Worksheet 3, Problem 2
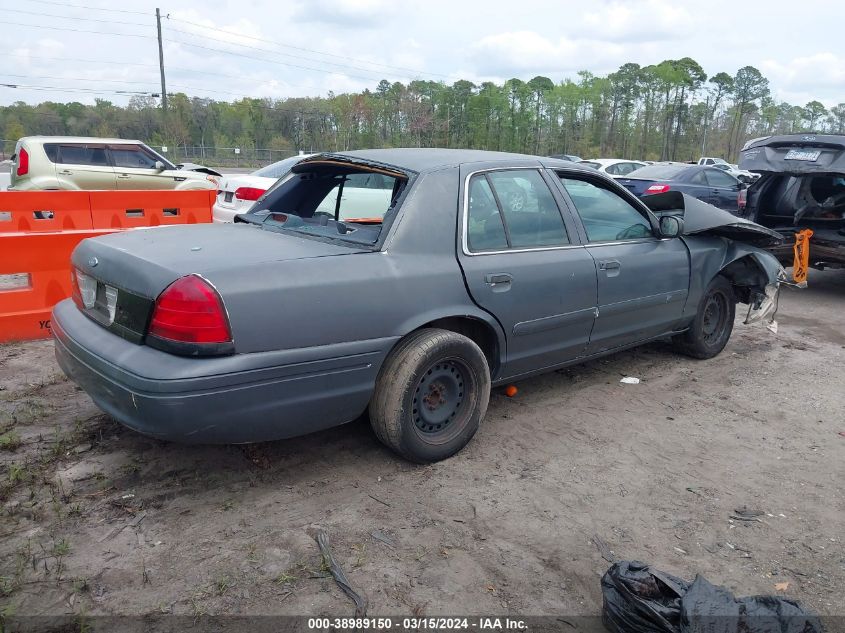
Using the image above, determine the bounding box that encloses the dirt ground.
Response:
[1,269,844,622]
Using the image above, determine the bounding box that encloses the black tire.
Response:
[673,275,736,359]
[370,328,491,463]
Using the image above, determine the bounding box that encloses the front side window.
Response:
[58,144,109,166]
[110,145,159,169]
[559,177,653,242]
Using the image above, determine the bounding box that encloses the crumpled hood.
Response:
[642,191,783,247]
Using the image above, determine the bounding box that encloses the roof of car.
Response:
[20,136,144,144]
[314,148,596,174]
[581,158,646,166]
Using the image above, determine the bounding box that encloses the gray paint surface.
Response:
[54,149,784,443]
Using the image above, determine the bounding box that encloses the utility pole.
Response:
[155,8,168,132]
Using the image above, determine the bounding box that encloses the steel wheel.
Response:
[701,292,729,347]
[412,359,468,439]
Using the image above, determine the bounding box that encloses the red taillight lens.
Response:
[234,186,266,201]
[148,275,232,345]
[645,184,670,195]
[738,188,747,211]
[17,147,29,176]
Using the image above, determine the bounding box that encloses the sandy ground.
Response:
[1,269,844,622]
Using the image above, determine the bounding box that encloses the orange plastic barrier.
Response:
[792,228,814,284]
[0,189,214,342]
[89,189,214,229]
[0,191,94,232]
[0,230,116,342]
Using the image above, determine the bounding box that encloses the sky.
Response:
[1,0,843,109]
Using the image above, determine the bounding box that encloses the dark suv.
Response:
[739,134,845,268]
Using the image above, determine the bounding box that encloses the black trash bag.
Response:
[601,560,690,633]
[601,561,823,633]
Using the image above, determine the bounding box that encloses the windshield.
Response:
[240,161,408,246]
[252,155,306,178]
[626,164,688,179]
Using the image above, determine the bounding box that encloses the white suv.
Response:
[8,136,218,191]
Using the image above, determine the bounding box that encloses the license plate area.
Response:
[88,281,119,326]
[784,149,821,161]
[224,192,234,203]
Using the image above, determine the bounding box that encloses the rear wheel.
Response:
[370,328,491,463]
[673,275,736,359]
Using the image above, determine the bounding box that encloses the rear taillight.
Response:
[738,188,747,212]
[147,275,233,354]
[645,184,671,195]
[16,147,29,176]
[234,186,266,201]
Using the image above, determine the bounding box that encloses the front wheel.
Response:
[369,328,491,463]
[673,275,736,359]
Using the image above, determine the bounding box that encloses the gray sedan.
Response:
[52,149,784,462]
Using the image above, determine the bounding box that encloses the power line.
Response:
[2,20,154,39]
[0,54,333,92]
[164,15,449,80]
[1,7,150,28]
[162,26,415,82]
[163,37,394,84]
[1,82,154,96]
[24,0,150,15]
[0,73,156,86]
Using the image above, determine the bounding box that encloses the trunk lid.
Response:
[72,223,366,299]
[739,134,845,175]
[69,224,367,344]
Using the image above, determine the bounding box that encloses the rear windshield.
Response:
[240,161,409,246]
[252,155,304,179]
[626,164,688,179]
[579,161,600,169]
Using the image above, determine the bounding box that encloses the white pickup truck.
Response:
[698,157,759,182]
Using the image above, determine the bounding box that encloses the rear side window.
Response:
[58,144,109,166]
[44,143,59,163]
[704,169,737,187]
[466,170,569,252]
[110,145,158,169]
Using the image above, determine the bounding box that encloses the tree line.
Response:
[2,58,843,165]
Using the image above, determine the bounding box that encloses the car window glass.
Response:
[559,177,653,242]
[314,173,397,221]
[486,170,569,248]
[705,169,736,188]
[467,175,508,251]
[619,162,642,175]
[59,144,109,166]
[689,171,707,185]
[111,147,158,169]
[605,163,623,175]
[252,156,302,178]
[44,143,59,163]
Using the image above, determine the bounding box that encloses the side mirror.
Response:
[659,215,684,238]
[154,160,165,171]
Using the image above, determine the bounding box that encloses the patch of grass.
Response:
[0,432,22,451]
[214,575,234,596]
[52,538,71,557]
[273,571,297,585]
[221,499,234,512]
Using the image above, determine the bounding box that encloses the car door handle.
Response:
[117,173,132,179]
[598,260,620,270]
[58,169,73,175]
[484,273,512,286]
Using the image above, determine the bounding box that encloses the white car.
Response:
[711,162,760,183]
[578,158,647,178]
[213,155,312,223]
[213,154,396,223]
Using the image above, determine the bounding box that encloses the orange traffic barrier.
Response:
[89,189,214,228]
[0,191,94,232]
[0,189,215,342]
[792,228,813,284]
[0,230,117,342]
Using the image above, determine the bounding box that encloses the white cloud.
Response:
[580,0,693,42]
[293,0,397,26]
[469,31,625,77]
[760,53,845,106]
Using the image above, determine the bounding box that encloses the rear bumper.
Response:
[52,299,392,443]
